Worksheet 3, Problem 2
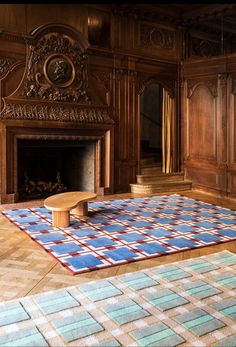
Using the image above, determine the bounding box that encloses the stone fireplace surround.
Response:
[0,120,114,203]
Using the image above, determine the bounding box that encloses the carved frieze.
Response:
[140,23,175,50]
[1,100,114,123]
[0,56,18,79]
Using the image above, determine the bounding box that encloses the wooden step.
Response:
[130,180,192,194]
[137,172,184,184]
[140,156,160,166]
[141,164,162,175]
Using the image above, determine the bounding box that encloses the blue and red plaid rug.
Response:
[2,194,236,275]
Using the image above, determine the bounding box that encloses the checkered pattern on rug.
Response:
[2,194,236,274]
[0,250,235,346]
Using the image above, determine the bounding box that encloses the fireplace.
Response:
[0,123,114,204]
[18,139,96,201]
[0,24,115,203]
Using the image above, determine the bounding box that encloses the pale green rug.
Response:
[0,250,235,346]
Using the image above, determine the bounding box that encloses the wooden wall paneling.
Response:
[227,74,236,198]
[216,73,228,195]
[184,76,221,193]
[183,57,234,197]
[26,4,88,35]
[0,4,27,33]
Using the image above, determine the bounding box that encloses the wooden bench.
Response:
[44,191,97,227]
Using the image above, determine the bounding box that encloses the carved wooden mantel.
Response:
[0,23,114,203]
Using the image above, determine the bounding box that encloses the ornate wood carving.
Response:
[1,100,113,123]
[140,23,175,50]
[0,24,114,124]
[0,56,18,79]
[138,75,175,98]
[189,37,219,58]
[18,32,90,103]
[187,79,217,98]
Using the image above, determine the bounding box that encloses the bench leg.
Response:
[52,210,70,227]
[72,202,88,216]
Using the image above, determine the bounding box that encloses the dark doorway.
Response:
[140,83,163,169]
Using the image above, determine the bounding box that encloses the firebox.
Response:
[18,139,96,201]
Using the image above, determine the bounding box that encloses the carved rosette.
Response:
[2,100,114,123]
[0,56,18,79]
[140,23,175,50]
[18,32,91,104]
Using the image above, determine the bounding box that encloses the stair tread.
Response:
[130,180,192,188]
[137,172,183,178]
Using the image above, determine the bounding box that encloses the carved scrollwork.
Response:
[18,32,91,103]
[138,75,175,98]
[0,56,18,79]
[1,100,114,123]
[140,23,175,50]
[187,79,217,98]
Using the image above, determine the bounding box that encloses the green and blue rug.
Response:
[0,250,235,346]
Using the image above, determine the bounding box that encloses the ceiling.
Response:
[112,4,236,37]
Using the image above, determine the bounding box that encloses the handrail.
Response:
[141,111,162,127]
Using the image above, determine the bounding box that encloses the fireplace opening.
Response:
[18,139,96,201]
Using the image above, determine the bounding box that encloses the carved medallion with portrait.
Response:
[44,54,75,87]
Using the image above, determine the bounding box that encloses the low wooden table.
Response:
[44,191,97,227]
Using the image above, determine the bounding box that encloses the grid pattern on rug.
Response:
[2,194,236,274]
[0,250,235,346]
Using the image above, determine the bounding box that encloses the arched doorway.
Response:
[140,82,175,174]
[140,83,163,170]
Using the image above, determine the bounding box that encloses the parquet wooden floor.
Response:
[0,190,235,301]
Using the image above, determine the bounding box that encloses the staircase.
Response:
[130,156,192,194]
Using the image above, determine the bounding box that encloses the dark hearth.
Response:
[18,139,95,201]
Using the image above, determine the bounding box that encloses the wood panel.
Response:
[227,74,236,197]
[183,57,236,198]
[187,82,217,160]
[183,66,228,195]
